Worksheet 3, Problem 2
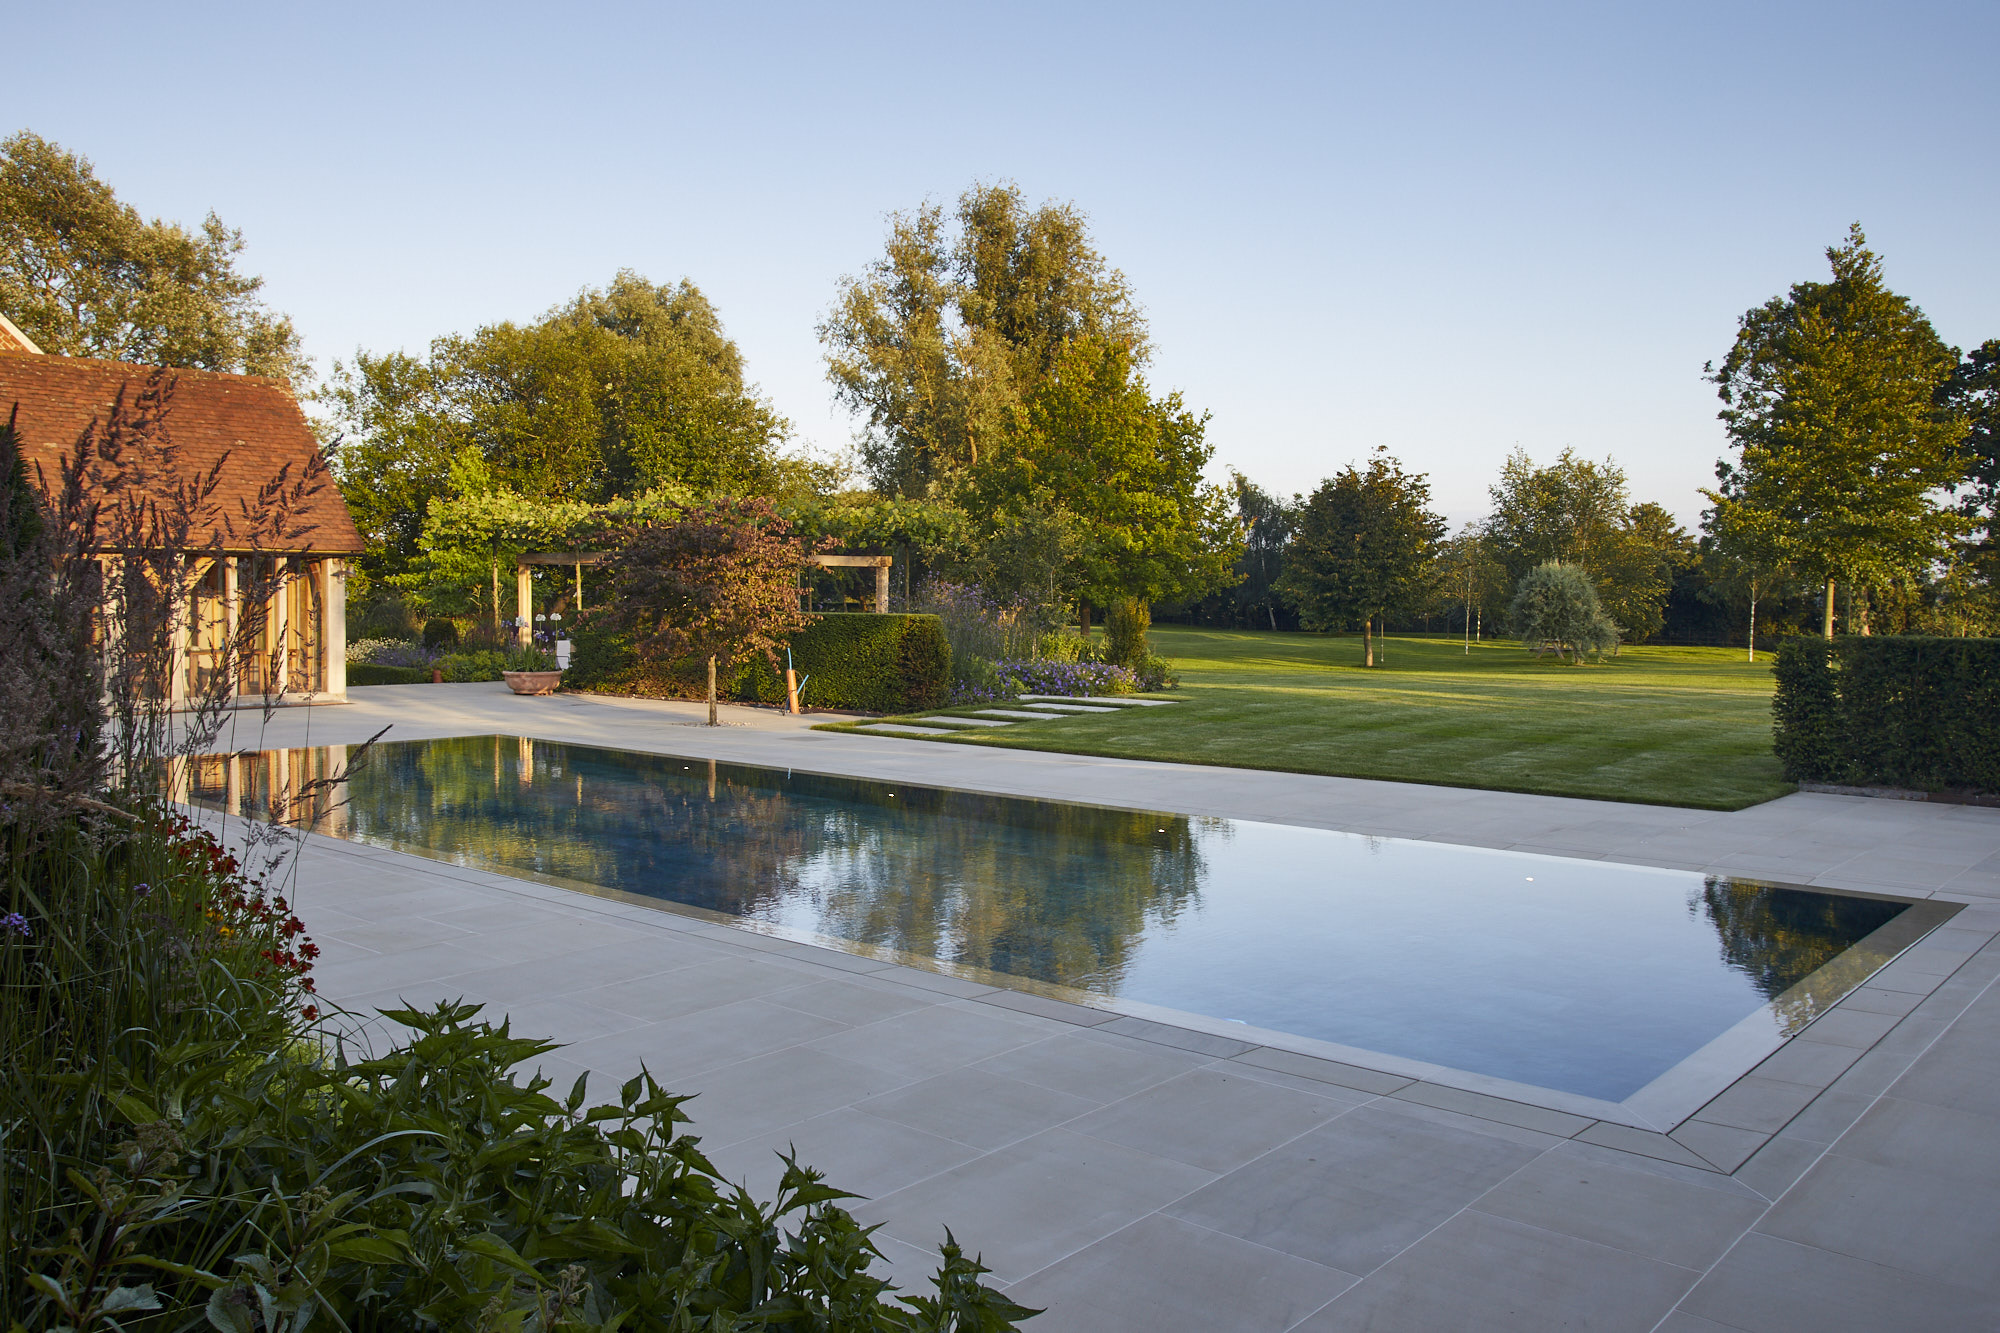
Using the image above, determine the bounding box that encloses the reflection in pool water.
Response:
[190,735,1911,1103]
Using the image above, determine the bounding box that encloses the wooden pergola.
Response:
[808,553,893,613]
[511,551,895,647]
[514,551,606,646]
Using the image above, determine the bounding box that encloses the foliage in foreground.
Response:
[5,808,1036,1331]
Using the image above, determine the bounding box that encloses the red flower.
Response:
[301,1005,319,1021]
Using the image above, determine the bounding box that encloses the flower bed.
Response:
[994,659,1139,697]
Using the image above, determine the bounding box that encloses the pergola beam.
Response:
[808,554,892,612]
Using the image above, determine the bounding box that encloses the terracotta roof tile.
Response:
[0,353,363,554]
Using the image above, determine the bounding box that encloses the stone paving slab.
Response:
[185,685,2000,1330]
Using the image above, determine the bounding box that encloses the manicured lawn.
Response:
[825,627,1788,810]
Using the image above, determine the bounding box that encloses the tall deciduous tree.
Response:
[1229,471,1299,631]
[325,271,788,583]
[0,132,307,388]
[820,182,1147,496]
[585,498,817,725]
[982,338,1239,616]
[1279,449,1445,666]
[1704,224,1968,639]
[1943,338,2000,568]
[1437,523,1509,651]
[1486,448,1687,644]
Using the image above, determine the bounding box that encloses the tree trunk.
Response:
[491,561,501,632]
[1078,601,1091,635]
[1748,589,1758,663]
[1268,605,1277,631]
[1823,579,1835,640]
[707,655,718,726]
[1362,617,1373,668]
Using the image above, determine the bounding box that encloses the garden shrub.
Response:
[347,662,431,686]
[1772,635,2000,791]
[421,616,461,651]
[1103,598,1150,669]
[574,617,952,714]
[1508,562,1619,663]
[434,645,557,682]
[740,614,952,713]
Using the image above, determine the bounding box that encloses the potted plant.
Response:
[501,645,564,695]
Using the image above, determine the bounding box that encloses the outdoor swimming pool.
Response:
[188,734,1943,1115]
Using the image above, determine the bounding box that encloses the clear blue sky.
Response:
[9,1,1995,528]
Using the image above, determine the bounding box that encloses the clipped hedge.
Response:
[348,662,431,686]
[1773,635,2000,791]
[568,614,952,714]
[740,614,952,713]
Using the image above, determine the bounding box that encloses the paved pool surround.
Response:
[194,685,2000,1331]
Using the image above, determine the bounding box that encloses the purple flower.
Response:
[1,912,31,938]
[133,882,152,898]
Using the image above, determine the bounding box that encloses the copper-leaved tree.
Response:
[588,497,819,724]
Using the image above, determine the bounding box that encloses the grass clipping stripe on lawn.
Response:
[817,629,1787,811]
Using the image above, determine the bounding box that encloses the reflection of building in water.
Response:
[171,746,353,836]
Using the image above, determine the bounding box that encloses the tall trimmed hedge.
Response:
[1773,635,2000,791]
[740,613,951,713]
[568,614,950,714]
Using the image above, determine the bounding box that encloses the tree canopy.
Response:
[585,498,818,723]
[325,271,788,583]
[1278,449,1445,665]
[1486,448,1690,643]
[1704,224,1968,637]
[969,337,1238,611]
[820,182,1148,497]
[0,131,307,388]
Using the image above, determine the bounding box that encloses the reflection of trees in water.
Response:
[1691,876,1904,1024]
[338,737,1207,994]
[796,790,1207,992]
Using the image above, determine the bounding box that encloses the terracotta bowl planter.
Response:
[502,670,565,696]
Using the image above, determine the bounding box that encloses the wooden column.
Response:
[516,565,533,648]
[324,559,347,698]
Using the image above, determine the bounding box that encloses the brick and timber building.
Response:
[0,330,364,704]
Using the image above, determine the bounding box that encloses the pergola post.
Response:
[806,554,895,612]
[516,565,533,648]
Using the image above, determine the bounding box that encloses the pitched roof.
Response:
[0,353,364,554]
[0,312,41,355]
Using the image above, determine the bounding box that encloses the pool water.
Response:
[194,735,1920,1105]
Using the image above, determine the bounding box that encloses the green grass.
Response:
[819,627,1789,811]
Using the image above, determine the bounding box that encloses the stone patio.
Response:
[200,684,2000,1331]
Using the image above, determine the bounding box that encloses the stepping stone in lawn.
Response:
[917,716,1013,727]
[973,709,1064,721]
[856,722,956,736]
[1022,702,1118,713]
